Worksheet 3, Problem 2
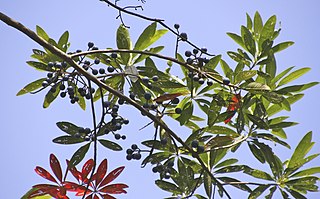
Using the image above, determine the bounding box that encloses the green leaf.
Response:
[16,78,47,96]
[285,188,307,199]
[245,82,271,93]
[207,99,221,126]
[290,167,320,178]
[214,159,238,168]
[287,132,313,170]
[285,176,318,186]
[176,100,193,125]
[36,25,49,41]
[249,185,270,199]
[43,83,61,108]
[276,82,319,94]
[21,188,53,199]
[215,165,245,173]
[241,26,256,56]
[265,186,277,199]
[58,31,69,52]
[116,24,132,65]
[235,70,257,83]
[219,177,252,192]
[227,33,246,49]
[98,139,122,151]
[263,92,284,104]
[203,172,212,198]
[254,133,291,149]
[269,122,298,129]
[204,126,238,136]
[272,41,294,54]
[56,121,80,135]
[267,94,304,116]
[203,55,221,70]
[259,15,277,49]
[266,52,276,79]
[271,129,287,139]
[253,11,263,38]
[220,59,233,80]
[244,166,274,181]
[27,61,54,72]
[68,143,90,167]
[134,22,157,52]
[246,13,253,30]
[248,142,265,163]
[52,135,85,144]
[278,67,311,87]
[133,46,164,64]
[155,180,181,194]
[271,66,295,85]
[247,114,269,129]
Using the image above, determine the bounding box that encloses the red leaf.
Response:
[99,184,128,194]
[153,93,184,103]
[82,159,94,179]
[50,154,63,183]
[35,166,58,183]
[100,166,125,187]
[101,194,117,199]
[227,94,241,111]
[63,181,87,194]
[66,160,82,182]
[93,194,99,199]
[85,194,93,199]
[224,111,236,124]
[96,159,108,186]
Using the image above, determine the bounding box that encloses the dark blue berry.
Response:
[111,53,117,59]
[174,24,180,29]
[175,108,182,114]
[107,66,115,73]
[180,32,188,41]
[223,78,230,85]
[144,92,152,100]
[94,58,100,64]
[126,149,133,154]
[185,50,192,57]
[88,42,94,48]
[103,101,111,108]
[152,75,159,82]
[133,153,141,160]
[99,68,105,74]
[193,49,199,54]
[115,133,121,140]
[207,79,213,86]
[171,97,180,104]
[131,144,138,150]
[191,140,199,148]
[141,76,149,84]
[92,69,98,75]
[160,138,168,145]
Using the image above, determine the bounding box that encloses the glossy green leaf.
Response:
[177,100,193,125]
[36,25,49,41]
[249,185,270,199]
[205,126,238,136]
[203,172,212,198]
[203,55,221,70]
[285,188,307,199]
[16,78,46,96]
[253,11,263,38]
[52,135,85,144]
[271,129,287,139]
[259,15,276,48]
[255,133,290,149]
[214,159,238,168]
[205,136,235,150]
[220,59,233,80]
[276,82,319,94]
[133,46,164,64]
[219,177,252,192]
[278,67,311,87]
[285,176,318,186]
[56,121,80,135]
[244,166,274,181]
[43,83,61,108]
[241,25,256,55]
[263,92,284,104]
[215,165,245,173]
[290,167,320,178]
[271,66,294,85]
[134,22,157,52]
[287,131,313,169]
[245,82,271,93]
[116,24,132,65]
[267,94,304,116]
[58,31,69,52]
[235,70,257,83]
[248,142,265,163]
[27,61,54,72]
[227,33,246,49]
[155,180,181,194]
[272,41,294,54]
[246,13,253,30]
[21,187,52,199]
[266,52,276,78]
[68,143,90,167]
[269,122,298,129]
[207,99,220,126]
[247,114,269,129]
[98,139,122,151]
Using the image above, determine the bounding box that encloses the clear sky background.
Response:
[0,0,319,198]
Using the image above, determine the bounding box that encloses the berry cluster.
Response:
[152,161,174,179]
[191,140,204,153]
[126,144,142,160]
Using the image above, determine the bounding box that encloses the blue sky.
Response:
[0,0,319,198]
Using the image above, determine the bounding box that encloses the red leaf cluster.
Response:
[224,94,241,124]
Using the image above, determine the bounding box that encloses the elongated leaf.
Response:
[241,26,256,56]
[21,188,52,199]
[263,92,284,104]
[56,121,80,135]
[219,177,252,192]
[267,94,304,116]
[116,24,132,65]
[155,180,181,194]
[58,31,69,52]
[43,83,61,108]
[205,126,238,136]
[265,186,277,199]
[95,159,108,185]
[100,166,125,187]
[69,143,90,167]
[207,99,220,126]
[34,166,57,183]
[220,59,233,80]
[203,172,212,198]
[269,122,298,129]
[134,46,164,64]
[176,100,193,125]
[290,167,320,178]
[287,132,313,169]
[134,22,156,51]
[249,185,270,199]
[204,55,221,70]
[247,114,269,129]
[205,136,235,150]
[248,142,265,163]
[272,41,294,54]
[36,25,49,41]
[266,51,276,78]
[245,82,271,93]
[259,15,276,49]
[276,82,319,94]
[214,159,238,168]
[49,154,62,183]
[227,33,246,49]
[17,78,47,96]
[27,61,54,72]
[278,67,311,87]
[244,166,274,181]
[235,70,257,83]
[52,135,85,144]
[99,139,122,151]
[253,11,263,38]
[271,66,294,85]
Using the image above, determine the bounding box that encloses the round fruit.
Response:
[197,145,205,153]
[152,167,158,173]
[191,140,199,148]
[164,172,171,179]
[47,73,53,78]
[201,47,208,53]
[103,101,111,108]
[115,133,121,140]
[207,79,213,86]
[141,76,149,84]
[94,58,100,64]
[152,75,159,82]
[92,47,98,50]
[185,50,192,57]
[186,58,193,64]
[129,92,135,100]
[118,98,125,105]
[126,149,133,154]
[126,154,133,161]
[88,42,94,48]
[180,32,188,41]
[133,153,142,160]
[115,123,122,130]
[111,53,118,58]
[123,119,129,125]
[175,108,182,114]
[131,144,138,150]
[144,92,152,100]
[60,92,66,98]
[222,78,230,85]
[59,84,66,90]
[193,75,200,82]
[174,24,180,29]
[99,68,105,74]
[121,135,126,140]
[198,78,205,84]
[171,97,180,104]
[92,69,98,75]
[48,62,54,68]
[193,49,199,54]
[107,66,115,73]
